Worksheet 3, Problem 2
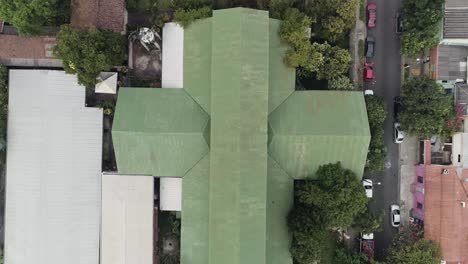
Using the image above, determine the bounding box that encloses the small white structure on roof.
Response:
[95,72,118,94]
[5,70,103,264]
[162,22,184,89]
[160,177,182,211]
[101,174,154,264]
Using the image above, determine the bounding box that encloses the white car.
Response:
[364,89,374,95]
[390,204,401,227]
[362,179,373,198]
[394,122,404,144]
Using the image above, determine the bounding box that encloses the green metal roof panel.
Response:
[269,134,370,179]
[268,91,371,179]
[266,157,294,264]
[181,154,210,264]
[112,88,209,176]
[268,19,295,113]
[183,18,212,113]
[269,91,371,136]
[208,8,270,264]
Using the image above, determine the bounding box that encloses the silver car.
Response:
[394,122,404,144]
[390,204,401,227]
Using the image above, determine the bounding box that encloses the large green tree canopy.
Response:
[386,239,442,264]
[0,0,70,35]
[400,0,444,56]
[305,0,360,42]
[400,76,456,138]
[365,95,387,172]
[54,25,126,87]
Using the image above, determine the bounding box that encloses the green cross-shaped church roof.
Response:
[112,8,370,264]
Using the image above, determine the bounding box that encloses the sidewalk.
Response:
[399,136,419,226]
[349,2,366,89]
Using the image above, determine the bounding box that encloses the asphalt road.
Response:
[365,0,403,260]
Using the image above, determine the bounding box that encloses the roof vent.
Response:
[461,201,466,208]
[442,169,450,175]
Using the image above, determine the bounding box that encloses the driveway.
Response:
[365,0,403,260]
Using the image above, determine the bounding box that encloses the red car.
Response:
[367,3,377,28]
[364,63,374,81]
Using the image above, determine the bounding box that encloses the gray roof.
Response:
[437,45,468,80]
[444,5,468,39]
[4,70,103,264]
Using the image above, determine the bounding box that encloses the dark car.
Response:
[367,3,377,28]
[366,37,375,58]
[394,96,404,120]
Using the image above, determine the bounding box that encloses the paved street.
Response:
[365,0,403,259]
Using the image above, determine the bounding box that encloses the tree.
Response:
[174,6,212,28]
[279,8,313,46]
[400,76,456,138]
[352,207,383,234]
[269,0,297,19]
[305,0,360,42]
[315,42,351,80]
[365,95,387,172]
[292,163,368,229]
[400,0,444,56]
[334,244,370,264]
[0,0,70,35]
[328,76,354,90]
[386,239,442,264]
[54,25,126,87]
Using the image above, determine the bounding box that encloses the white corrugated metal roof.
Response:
[160,177,182,211]
[162,22,184,89]
[4,70,103,264]
[101,174,154,264]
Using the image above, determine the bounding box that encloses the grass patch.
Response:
[358,39,365,58]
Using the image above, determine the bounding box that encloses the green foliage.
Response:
[288,163,368,263]
[315,42,351,80]
[174,6,212,28]
[400,0,444,56]
[97,101,115,116]
[269,0,298,19]
[280,9,350,80]
[400,76,456,138]
[54,25,126,87]
[0,0,70,35]
[365,95,387,172]
[328,76,354,90]
[352,207,383,234]
[334,244,370,264]
[305,0,360,42]
[386,239,442,264]
[0,65,8,149]
[126,0,158,12]
[358,39,365,58]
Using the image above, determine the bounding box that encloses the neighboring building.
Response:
[0,34,62,67]
[112,8,371,264]
[4,70,103,264]
[423,166,468,264]
[70,0,127,34]
[441,0,468,46]
[433,45,468,83]
[101,174,154,264]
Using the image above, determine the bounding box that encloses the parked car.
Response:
[364,90,374,95]
[394,122,404,144]
[393,96,403,120]
[364,63,374,81]
[362,179,373,198]
[396,12,403,33]
[390,204,401,227]
[366,37,375,58]
[367,3,377,28]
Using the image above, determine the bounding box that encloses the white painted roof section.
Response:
[5,70,103,264]
[160,177,182,211]
[95,72,118,94]
[101,174,154,264]
[162,22,184,89]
